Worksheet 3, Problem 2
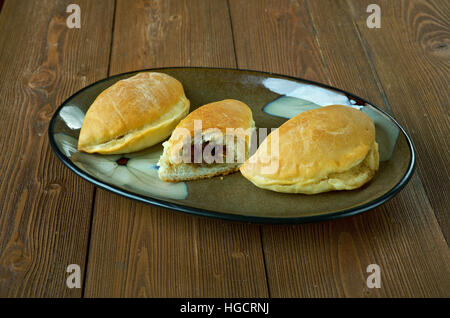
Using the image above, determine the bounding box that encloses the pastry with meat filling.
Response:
[78,72,190,154]
[240,105,379,194]
[158,99,255,182]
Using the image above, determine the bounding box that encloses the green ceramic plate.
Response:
[49,67,415,223]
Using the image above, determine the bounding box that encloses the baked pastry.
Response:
[240,105,379,194]
[78,72,190,154]
[158,99,255,182]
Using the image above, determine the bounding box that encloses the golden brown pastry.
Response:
[158,99,255,182]
[78,72,190,154]
[240,105,379,194]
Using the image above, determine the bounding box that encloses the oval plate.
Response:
[49,67,415,223]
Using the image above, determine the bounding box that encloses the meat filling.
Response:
[189,141,227,164]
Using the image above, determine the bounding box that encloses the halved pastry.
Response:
[158,99,255,182]
[240,105,379,194]
[78,72,190,154]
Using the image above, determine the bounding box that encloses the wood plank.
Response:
[84,0,268,297]
[0,0,114,297]
[346,0,450,241]
[229,0,449,297]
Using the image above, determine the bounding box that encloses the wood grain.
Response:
[84,0,268,297]
[0,0,114,297]
[229,0,449,297]
[347,0,450,241]
[0,0,448,298]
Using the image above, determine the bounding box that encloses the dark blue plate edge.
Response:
[48,66,416,224]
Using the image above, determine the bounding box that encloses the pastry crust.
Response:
[240,105,379,194]
[167,99,253,156]
[78,72,190,154]
[158,99,255,182]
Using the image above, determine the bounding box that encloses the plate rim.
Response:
[48,66,416,224]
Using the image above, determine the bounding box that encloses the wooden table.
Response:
[0,0,448,298]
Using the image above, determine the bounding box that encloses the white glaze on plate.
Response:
[59,106,85,130]
[263,78,361,118]
[54,133,188,200]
